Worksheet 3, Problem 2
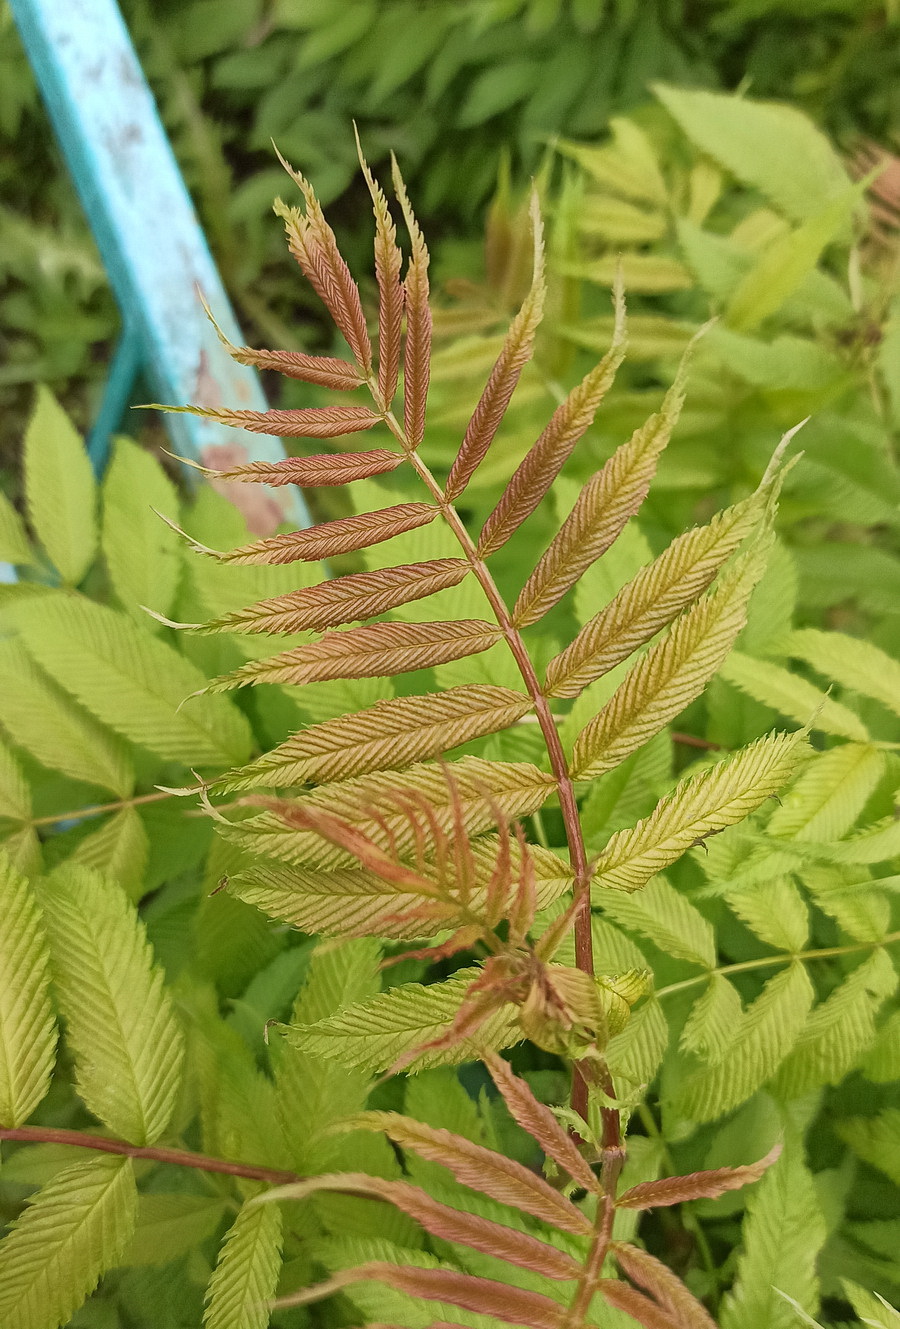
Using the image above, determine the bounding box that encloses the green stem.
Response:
[28,788,177,830]
[0,1126,301,1187]
[654,932,900,1001]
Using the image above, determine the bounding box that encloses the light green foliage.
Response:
[23,386,97,585]
[203,1200,282,1329]
[0,1155,138,1329]
[594,873,715,968]
[38,865,184,1145]
[101,438,181,624]
[0,852,56,1127]
[0,489,35,566]
[721,1149,827,1329]
[838,1109,900,1187]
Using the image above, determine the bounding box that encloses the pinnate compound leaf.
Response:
[9,596,251,767]
[0,1154,137,1329]
[571,546,767,780]
[68,804,149,903]
[718,650,869,742]
[197,560,471,635]
[199,450,403,487]
[610,1245,717,1327]
[515,334,700,630]
[445,193,546,502]
[283,968,519,1073]
[543,487,770,694]
[596,1278,683,1329]
[484,1053,601,1194]
[0,637,135,796]
[770,949,897,1100]
[343,1112,594,1237]
[256,1173,581,1281]
[101,437,180,624]
[356,133,404,409]
[205,619,503,691]
[155,402,381,438]
[591,730,805,892]
[617,1146,781,1209]
[203,1200,282,1329]
[594,874,715,968]
[213,686,534,790]
[204,301,364,390]
[229,838,571,939]
[38,865,184,1145]
[478,279,627,560]
[679,973,743,1066]
[725,877,809,952]
[0,852,57,1128]
[720,1150,826,1329]
[767,742,885,842]
[392,154,432,449]
[24,386,97,585]
[784,628,900,721]
[225,758,554,870]
[175,502,437,566]
[675,963,814,1123]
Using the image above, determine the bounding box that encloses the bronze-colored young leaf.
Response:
[511,331,696,623]
[275,153,372,372]
[444,193,546,502]
[543,490,769,696]
[275,1262,570,1328]
[203,619,503,691]
[195,560,471,636]
[346,1111,594,1236]
[570,545,767,780]
[255,1172,581,1280]
[392,155,431,449]
[166,503,438,566]
[616,1145,781,1209]
[212,686,534,789]
[484,1053,601,1194]
[199,450,404,487]
[610,1245,718,1328]
[223,758,555,870]
[591,730,804,892]
[476,278,627,559]
[150,402,380,438]
[356,130,404,409]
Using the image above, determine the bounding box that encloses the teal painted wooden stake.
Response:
[10,0,311,534]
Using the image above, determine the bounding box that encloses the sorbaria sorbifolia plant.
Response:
[141,142,808,1325]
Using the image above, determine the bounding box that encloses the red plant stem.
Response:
[379,401,617,1145]
[0,1126,301,1187]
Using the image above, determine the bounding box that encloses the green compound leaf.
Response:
[0,489,35,566]
[8,595,252,767]
[718,650,870,743]
[674,962,814,1123]
[24,386,98,585]
[785,628,900,721]
[203,1200,283,1329]
[593,874,716,968]
[0,638,135,798]
[680,973,743,1067]
[0,851,57,1128]
[101,437,181,625]
[837,1107,900,1186]
[0,1154,137,1329]
[281,968,520,1073]
[720,1149,826,1329]
[591,729,804,892]
[67,806,150,903]
[38,865,184,1145]
[0,739,32,823]
[767,743,885,843]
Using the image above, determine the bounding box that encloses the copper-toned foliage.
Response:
[356,133,405,409]
[152,402,380,439]
[204,619,503,690]
[260,1172,582,1280]
[192,503,438,566]
[196,560,470,636]
[616,1146,781,1209]
[542,494,763,697]
[611,1245,718,1329]
[275,150,372,372]
[597,1279,685,1329]
[212,686,534,789]
[217,344,364,390]
[512,342,694,629]
[202,450,403,487]
[484,1053,601,1194]
[392,155,432,449]
[476,279,627,559]
[350,1112,594,1236]
[444,193,546,502]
